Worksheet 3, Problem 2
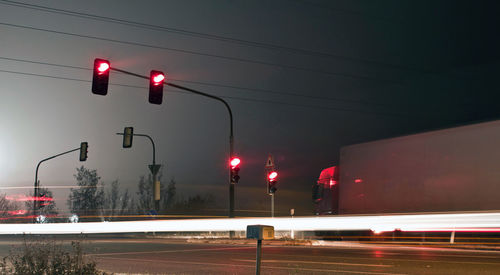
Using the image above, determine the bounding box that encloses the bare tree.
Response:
[0,193,19,221]
[67,166,105,221]
[102,180,135,221]
[136,170,178,214]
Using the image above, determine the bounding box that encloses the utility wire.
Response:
[0,56,89,71]
[0,69,142,89]
[0,0,430,74]
[291,0,408,24]
[0,68,419,118]
[173,79,391,107]
[0,56,393,107]
[0,21,405,85]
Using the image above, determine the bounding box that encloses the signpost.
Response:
[265,155,274,170]
[247,225,274,275]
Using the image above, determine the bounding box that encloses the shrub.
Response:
[0,237,110,275]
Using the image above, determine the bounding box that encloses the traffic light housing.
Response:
[122,127,134,148]
[91,58,110,95]
[79,142,88,161]
[230,157,241,184]
[149,70,165,105]
[268,171,278,194]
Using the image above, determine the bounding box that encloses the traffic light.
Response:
[122,127,134,148]
[91,58,110,95]
[268,171,278,194]
[149,70,165,105]
[230,157,241,184]
[79,142,88,161]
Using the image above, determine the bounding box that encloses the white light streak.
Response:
[1,212,500,235]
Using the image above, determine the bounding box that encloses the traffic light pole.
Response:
[117,132,161,212]
[271,193,275,218]
[110,68,236,219]
[166,82,235,219]
[34,147,80,221]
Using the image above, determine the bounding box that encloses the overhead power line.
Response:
[0,56,89,71]
[0,56,393,107]
[0,0,429,74]
[291,0,408,24]
[0,68,418,119]
[0,22,405,85]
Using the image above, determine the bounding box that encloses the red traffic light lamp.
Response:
[230,157,241,168]
[92,59,110,95]
[97,62,110,73]
[152,73,165,84]
[230,157,241,184]
[149,70,165,105]
[268,171,277,180]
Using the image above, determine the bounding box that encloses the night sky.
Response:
[1,0,499,215]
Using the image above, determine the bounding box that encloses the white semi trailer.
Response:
[314,119,500,215]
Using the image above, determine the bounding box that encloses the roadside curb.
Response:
[185,238,500,251]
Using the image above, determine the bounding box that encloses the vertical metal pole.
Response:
[229,135,235,238]
[255,239,262,275]
[165,83,235,220]
[450,231,456,244]
[33,180,39,222]
[229,135,234,218]
[271,193,275,218]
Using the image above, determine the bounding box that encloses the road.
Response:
[1,237,500,274]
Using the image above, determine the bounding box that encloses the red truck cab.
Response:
[313,166,339,215]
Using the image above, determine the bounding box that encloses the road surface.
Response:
[0,237,499,274]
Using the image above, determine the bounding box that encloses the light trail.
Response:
[1,212,500,235]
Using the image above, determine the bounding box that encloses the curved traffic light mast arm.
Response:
[134,134,157,165]
[116,132,157,165]
[111,67,236,218]
[34,147,80,217]
[165,82,235,218]
[166,82,234,145]
[110,67,234,151]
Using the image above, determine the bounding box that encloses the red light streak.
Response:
[354,179,363,183]
[6,195,54,202]
[7,210,27,216]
